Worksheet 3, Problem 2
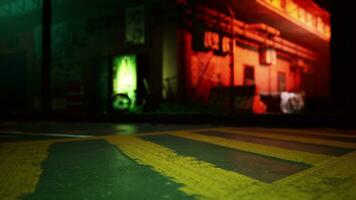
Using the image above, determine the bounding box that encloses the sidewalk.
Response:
[2,112,356,129]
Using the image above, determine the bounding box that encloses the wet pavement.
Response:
[1,122,356,200]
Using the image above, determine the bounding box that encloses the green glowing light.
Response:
[113,55,137,111]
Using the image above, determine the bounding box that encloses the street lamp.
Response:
[225,0,235,113]
[41,0,52,116]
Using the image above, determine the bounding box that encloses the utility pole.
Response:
[41,0,52,116]
[226,0,235,113]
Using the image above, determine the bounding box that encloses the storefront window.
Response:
[244,65,255,86]
[278,72,287,92]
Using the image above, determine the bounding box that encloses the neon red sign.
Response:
[203,31,231,54]
[204,31,219,51]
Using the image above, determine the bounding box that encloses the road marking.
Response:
[143,134,311,183]
[107,136,284,200]
[238,127,356,139]
[0,127,355,200]
[218,128,356,149]
[261,151,356,200]
[0,131,93,138]
[111,128,216,137]
[169,131,331,165]
[0,143,51,200]
[210,150,356,200]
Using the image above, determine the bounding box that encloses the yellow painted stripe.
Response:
[227,151,356,199]
[169,132,331,165]
[0,143,51,200]
[217,128,356,149]
[119,129,218,137]
[263,151,356,200]
[0,137,93,146]
[107,136,284,200]
[239,127,356,139]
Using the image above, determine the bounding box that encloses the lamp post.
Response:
[41,0,52,116]
[226,0,235,113]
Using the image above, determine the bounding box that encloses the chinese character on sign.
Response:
[204,31,220,51]
[193,23,231,55]
[221,36,231,54]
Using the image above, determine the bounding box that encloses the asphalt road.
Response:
[1,122,356,200]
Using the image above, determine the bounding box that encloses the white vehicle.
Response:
[280,92,305,114]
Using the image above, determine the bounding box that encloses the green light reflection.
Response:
[113,55,137,111]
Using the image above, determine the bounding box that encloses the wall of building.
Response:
[0,28,41,114]
[182,29,309,106]
[162,24,179,101]
[183,29,230,101]
[0,0,330,114]
[234,44,295,95]
[312,47,330,97]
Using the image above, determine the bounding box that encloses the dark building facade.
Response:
[0,0,330,115]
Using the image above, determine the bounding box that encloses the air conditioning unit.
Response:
[259,47,277,65]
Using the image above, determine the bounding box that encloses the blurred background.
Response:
[0,0,353,121]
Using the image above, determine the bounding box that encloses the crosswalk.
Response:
[168,131,329,165]
[1,127,356,200]
[220,128,356,149]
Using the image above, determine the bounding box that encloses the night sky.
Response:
[313,0,329,11]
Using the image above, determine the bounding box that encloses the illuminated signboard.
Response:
[112,55,137,110]
[204,31,231,54]
[193,23,231,55]
[221,36,231,53]
[204,31,219,51]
